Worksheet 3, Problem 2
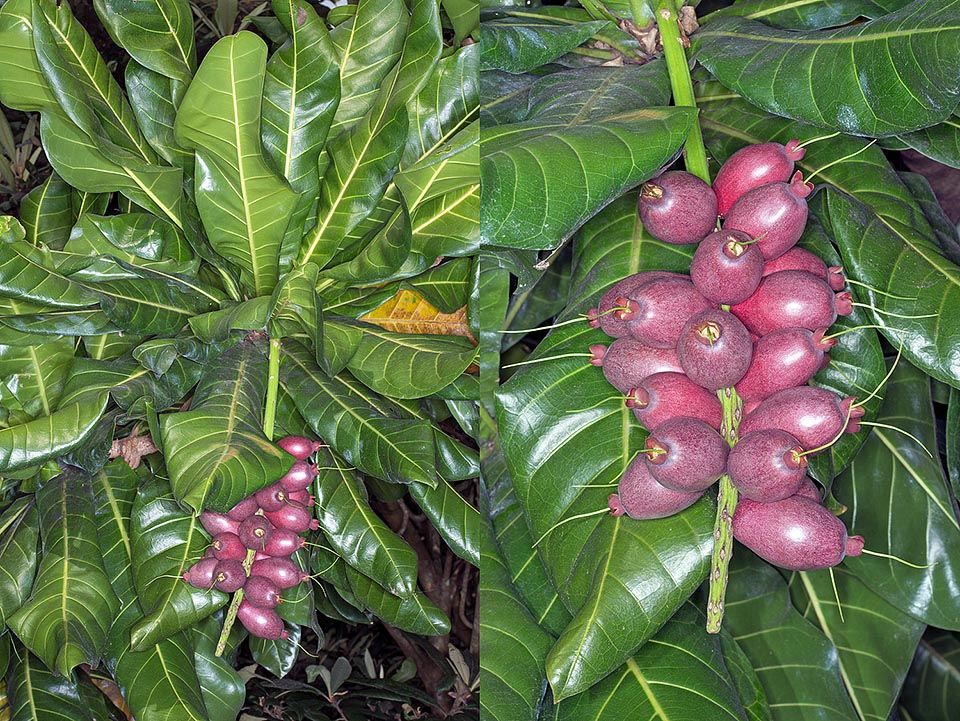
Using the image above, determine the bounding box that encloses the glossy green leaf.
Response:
[480,69,538,128]
[442,0,477,43]
[479,17,607,74]
[19,173,74,250]
[719,631,772,721]
[319,202,413,283]
[396,119,478,213]
[91,460,139,602]
[160,337,295,513]
[281,341,439,487]
[949,387,960,497]
[898,116,960,169]
[345,326,476,399]
[125,62,193,170]
[410,183,480,260]
[0,309,115,338]
[8,472,119,677]
[0,0,58,111]
[724,553,859,721]
[901,629,960,721]
[899,172,960,265]
[695,3,960,137]
[65,212,193,268]
[0,393,109,473]
[192,616,246,721]
[262,0,340,196]
[129,479,229,649]
[175,31,299,297]
[789,566,926,721]
[408,475,480,566]
[0,331,74,422]
[313,448,419,597]
[92,0,196,83]
[0,498,39,629]
[188,297,271,343]
[481,107,695,250]
[0,237,99,308]
[711,0,913,30]
[267,263,322,361]
[836,361,960,629]
[249,623,302,678]
[345,563,450,635]
[7,647,97,721]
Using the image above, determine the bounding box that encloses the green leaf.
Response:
[408,475,480,566]
[0,0,58,112]
[281,340,440,487]
[836,360,960,629]
[160,337,295,512]
[313,448,419,596]
[192,616,246,721]
[711,0,913,31]
[249,623,302,678]
[345,563,450,635]
[129,479,230,649]
[899,115,960,169]
[189,297,271,343]
[0,498,40,629]
[0,393,109,473]
[91,460,139,602]
[19,173,74,250]
[442,0,478,43]
[724,553,860,721]
[396,119,478,213]
[719,631,772,721]
[125,63,194,170]
[64,213,193,269]
[0,332,75,422]
[479,18,608,74]
[0,237,99,308]
[789,566,926,721]
[481,107,695,250]
[8,472,120,677]
[7,647,98,721]
[175,32,299,297]
[268,263,322,361]
[901,629,960,721]
[345,326,477,399]
[694,3,960,137]
[92,0,196,83]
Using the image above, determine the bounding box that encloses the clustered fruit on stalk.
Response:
[587,140,866,572]
[183,435,324,639]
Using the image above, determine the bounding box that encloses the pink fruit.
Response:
[243,575,283,609]
[286,489,314,507]
[730,270,848,336]
[226,495,260,521]
[761,246,847,292]
[277,435,322,460]
[727,429,807,502]
[587,271,686,339]
[723,171,813,260]
[689,229,764,304]
[733,494,864,571]
[264,504,318,533]
[237,599,289,639]
[713,140,806,217]
[262,527,307,557]
[625,371,723,430]
[183,557,219,588]
[238,515,275,550]
[739,386,863,452]
[250,557,309,589]
[638,171,718,245]
[211,532,248,561]
[644,417,728,492]
[213,559,247,593]
[278,461,317,493]
[676,309,753,391]
[589,338,683,393]
[256,482,291,512]
[735,327,836,402]
[616,276,713,348]
[199,510,239,537]
[610,455,705,520]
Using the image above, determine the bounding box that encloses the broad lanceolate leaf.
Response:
[481,107,696,250]
[408,475,480,566]
[695,3,960,137]
[160,337,295,512]
[0,327,74,422]
[7,647,98,721]
[901,630,960,721]
[92,0,196,83]
[125,63,193,170]
[281,340,439,487]
[8,472,120,677]
[789,567,926,721]
[479,18,608,74]
[193,616,246,721]
[313,449,419,597]
[0,498,39,629]
[344,564,450,635]
[130,480,229,649]
[175,32,299,297]
[899,115,960,169]
[0,238,99,308]
[0,0,58,111]
[19,172,74,249]
[836,361,960,629]
[712,0,913,31]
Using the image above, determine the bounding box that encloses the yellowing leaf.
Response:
[360,289,475,341]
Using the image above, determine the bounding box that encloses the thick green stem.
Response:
[706,386,743,633]
[263,336,281,441]
[215,547,256,656]
[656,0,710,183]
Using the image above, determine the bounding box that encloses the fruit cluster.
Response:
[587,140,865,571]
[183,435,324,639]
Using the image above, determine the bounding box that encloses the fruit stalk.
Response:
[655,0,710,183]
[263,336,282,441]
[215,546,257,656]
[706,386,742,633]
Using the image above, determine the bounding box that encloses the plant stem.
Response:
[655,0,710,183]
[215,547,256,656]
[706,386,742,633]
[263,336,281,441]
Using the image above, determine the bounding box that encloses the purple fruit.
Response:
[278,461,317,493]
[587,271,685,339]
[250,557,309,589]
[237,599,289,639]
[730,270,850,336]
[735,327,836,402]
[278,435,322,460]
[609,455,704,520]
[286,489,314,507]
[739,386,863,452]
[262,527,307,557]
[615,276,713,348]
[183,557,219,588]
[727,429,807,502]
[733,494,864,570]
[256,482,290,512]
[794,476,822,502]
[243,575,283,609]
[211,532,248,561]
[589,338,683,393]
[644,417,728,492]
[713,140,805,217]
[723,171,813,260]
[199,510,239,537]
[638,171,718,245]
[625,371,723,430]
[226,495,260,521]
[238,515,275,550]
[264,504,319,533]
[689,229,764,304]
[676,309,753,391]
[761,247,848,292]
[213,559,247,593]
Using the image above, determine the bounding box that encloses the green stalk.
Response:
[263,336,281,441]
[655,0,710,183]
[706,386,743,633]
[215,547,256,656]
